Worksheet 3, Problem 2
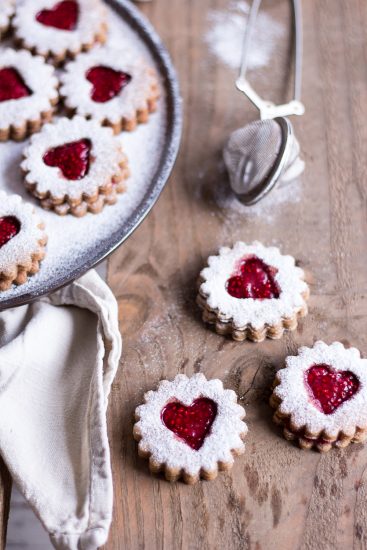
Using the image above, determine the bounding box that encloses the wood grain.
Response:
[103,1,367,548]
[104,0,367,548]
[0,458,11,550]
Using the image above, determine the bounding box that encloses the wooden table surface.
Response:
[2,0,367,549]
[105,0,367,549]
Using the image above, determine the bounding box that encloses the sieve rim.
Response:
[234,117,293,206]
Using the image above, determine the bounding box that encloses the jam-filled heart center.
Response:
[226,255,280,299]
[86,66,132,103]
[161,397,217,450]
[0,216,21,249]
[306,364,359,415]
[0,68,32,102]
[43,139,91,180]
[36,0,79,31]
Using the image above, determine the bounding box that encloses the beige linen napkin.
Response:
[0,270,121,550]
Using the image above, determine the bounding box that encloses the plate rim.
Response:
[0,0,182,310]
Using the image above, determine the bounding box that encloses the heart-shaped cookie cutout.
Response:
[0,216,21,249]
[306,364,359,414]
[43,139,91,180]
[36,0,79,31]
[0,68,32,102]
[161,398,217,450]
[86,66,132,103]
[226,255,280,299]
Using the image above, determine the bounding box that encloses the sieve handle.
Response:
[235,80,304,120]
[236,0,305,120]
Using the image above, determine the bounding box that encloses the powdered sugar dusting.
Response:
[0,49,58,130]
[205,1,283,71]
[14,0,107,57]
[200,241,308,329]
[215,175,303,223]
[135,373,247,476]
[60,47,157,123]
[274,341,367,438]
[0,192,45,275]
[22,117,123,200]
[204,2,300,220]
[0,4,167,304]
[0,0,14,31]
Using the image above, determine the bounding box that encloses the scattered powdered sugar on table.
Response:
[0,5,167,303]
[204,3,299,220]
[215,176,303,223]
[205,0,283,71]
[196,160,303,224]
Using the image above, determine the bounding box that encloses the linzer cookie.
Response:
[22,116,130,217]
[0,0,15,38]
[0,192,47,291]
[133,373,247,484]
[60,48,160,132]
[0,48,58,142]
[13,0,108,64]
[197,241,309,342]
[270,341,367,452]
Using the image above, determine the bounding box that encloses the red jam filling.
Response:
[161,397,217,451]
[43,139,91,180]
[226,255,280,299]
[0,68,32,102]
[86,66,132,103]
[0,216,20,248]
[36,0,79,31]
[306,364,359,415]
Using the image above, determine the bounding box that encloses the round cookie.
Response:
[13,0,108,64]
[270,341,367,452]
[22,116,130,217]
[0,48,58,141]
[60,47,159,132]
[0,192,47,291]
[197,241,310,342]
[133,373,247,484]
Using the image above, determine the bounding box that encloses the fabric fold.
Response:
[0,270,121,550]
